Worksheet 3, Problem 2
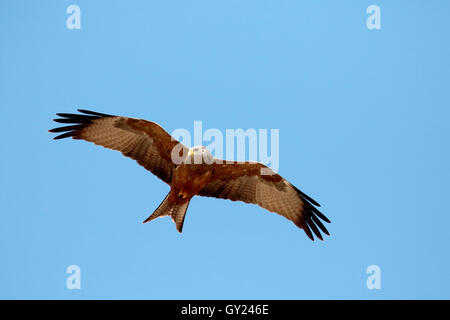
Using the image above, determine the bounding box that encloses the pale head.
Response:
[184,146,214,164]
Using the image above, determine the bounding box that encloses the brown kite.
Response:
[49,110,330,240]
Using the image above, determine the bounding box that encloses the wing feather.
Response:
[198,162,330,241]
[49,109,188,184]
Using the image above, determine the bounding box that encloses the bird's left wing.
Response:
[198,162,330,241]
[49,109,188,184]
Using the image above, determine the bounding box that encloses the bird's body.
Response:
[49,110,331,240]
[172,162,213,199]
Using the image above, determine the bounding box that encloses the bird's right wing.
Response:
[198,162,330,241]
[49,109,189,185]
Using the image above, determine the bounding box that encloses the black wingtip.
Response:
[306,215,323,241]
[77,109,112,117]
[291,184,331,241]
[293,185,321,207]
[52,131,77,140]
[311,205,331,224]
[310,214,330,236]
[303,223,315,241]
[49,109,113,140]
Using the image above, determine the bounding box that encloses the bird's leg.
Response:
[177,190,188,199]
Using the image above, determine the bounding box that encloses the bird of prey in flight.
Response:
[49,110,330,241]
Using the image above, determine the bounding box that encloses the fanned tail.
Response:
[143,192,191,233]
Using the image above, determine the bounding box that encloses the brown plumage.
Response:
[49,109,331,240]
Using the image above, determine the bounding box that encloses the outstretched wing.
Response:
[198,162,330,241]
[49,109,188,184]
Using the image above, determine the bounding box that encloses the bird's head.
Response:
[184,146,214,165]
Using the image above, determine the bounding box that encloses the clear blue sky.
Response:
[1,0,449,299]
